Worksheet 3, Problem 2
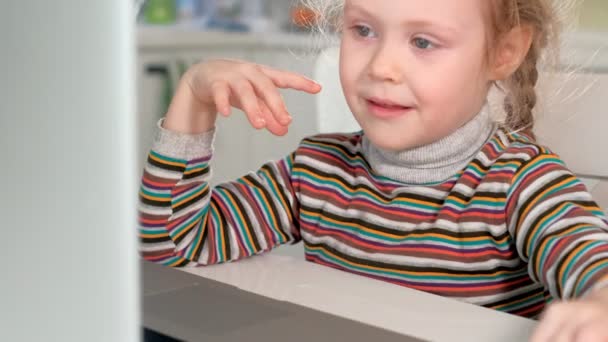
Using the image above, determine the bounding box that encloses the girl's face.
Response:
[340,0,493,151]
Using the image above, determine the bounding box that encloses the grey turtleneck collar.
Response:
[361,107,496,185]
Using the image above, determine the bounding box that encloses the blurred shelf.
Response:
[137,26,327,51]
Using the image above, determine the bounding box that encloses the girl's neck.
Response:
[362,107,495,185]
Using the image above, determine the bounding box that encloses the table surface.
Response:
[176,245,537,342]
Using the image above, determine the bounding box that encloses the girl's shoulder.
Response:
[488,127,562,166]
[489,127,555,158]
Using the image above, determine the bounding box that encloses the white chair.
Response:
[314,46,361,133]
[535,70,608,210]
[535,32,608,212]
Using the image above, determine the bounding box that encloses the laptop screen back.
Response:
[1,1,139,341]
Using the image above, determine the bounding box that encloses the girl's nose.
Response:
[367,44,404,83]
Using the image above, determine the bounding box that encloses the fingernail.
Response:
[281,115,292,125]
[256,118,266,127]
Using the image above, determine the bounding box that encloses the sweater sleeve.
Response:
[138,120,302,267]
[506,153,608,299]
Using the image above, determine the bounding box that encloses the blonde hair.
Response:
[301,0,575,135]
[486,1,563,133]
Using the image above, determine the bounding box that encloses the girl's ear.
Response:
[489,25,534,81]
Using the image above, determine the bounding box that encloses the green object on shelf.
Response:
[144,0,176,24]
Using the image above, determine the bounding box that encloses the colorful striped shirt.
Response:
[139,128,608,318]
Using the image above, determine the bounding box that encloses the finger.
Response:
[259,100,288,136]
[257,65,322,94]
[210,81,231,117]
[574,318,608,342]
[551,321,578,342]
[531,303,571,342]
[229,79,266,129]
[249,75,292,126]
[551,304,603,342]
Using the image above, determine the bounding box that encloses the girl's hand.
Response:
[531,287,608,342]
[163,59,322,136]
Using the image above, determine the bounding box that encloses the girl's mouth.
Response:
[366,98,413,119]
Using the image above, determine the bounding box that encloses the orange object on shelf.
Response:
[290,6,319,28]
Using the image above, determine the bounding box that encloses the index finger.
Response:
[258,66,322,94]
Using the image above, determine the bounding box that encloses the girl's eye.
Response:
[412,37,434,50]
[354,25,377,38]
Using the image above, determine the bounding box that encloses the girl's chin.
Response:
[362,130,422,151]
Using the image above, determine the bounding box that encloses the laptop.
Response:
[142,261,427,342]
[3,1,139,341]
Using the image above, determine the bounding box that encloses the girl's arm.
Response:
[138,121,302,267]
[506,153,608,299]
[137,59,320,267]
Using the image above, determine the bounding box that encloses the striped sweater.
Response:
[139,127,608,318]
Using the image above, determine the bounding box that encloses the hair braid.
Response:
[503,46,540,132]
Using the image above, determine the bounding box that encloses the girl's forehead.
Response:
[343,0,486,28]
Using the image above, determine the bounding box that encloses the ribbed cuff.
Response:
[151,118,215,160]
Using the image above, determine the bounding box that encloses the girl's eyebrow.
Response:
[403,20,461,37]
[343,3,373,19]
[344,3,461,37]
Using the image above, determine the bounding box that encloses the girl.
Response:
[138,0,608,340]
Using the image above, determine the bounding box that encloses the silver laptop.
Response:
[2,1,139,341]
[142,261,427,342]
